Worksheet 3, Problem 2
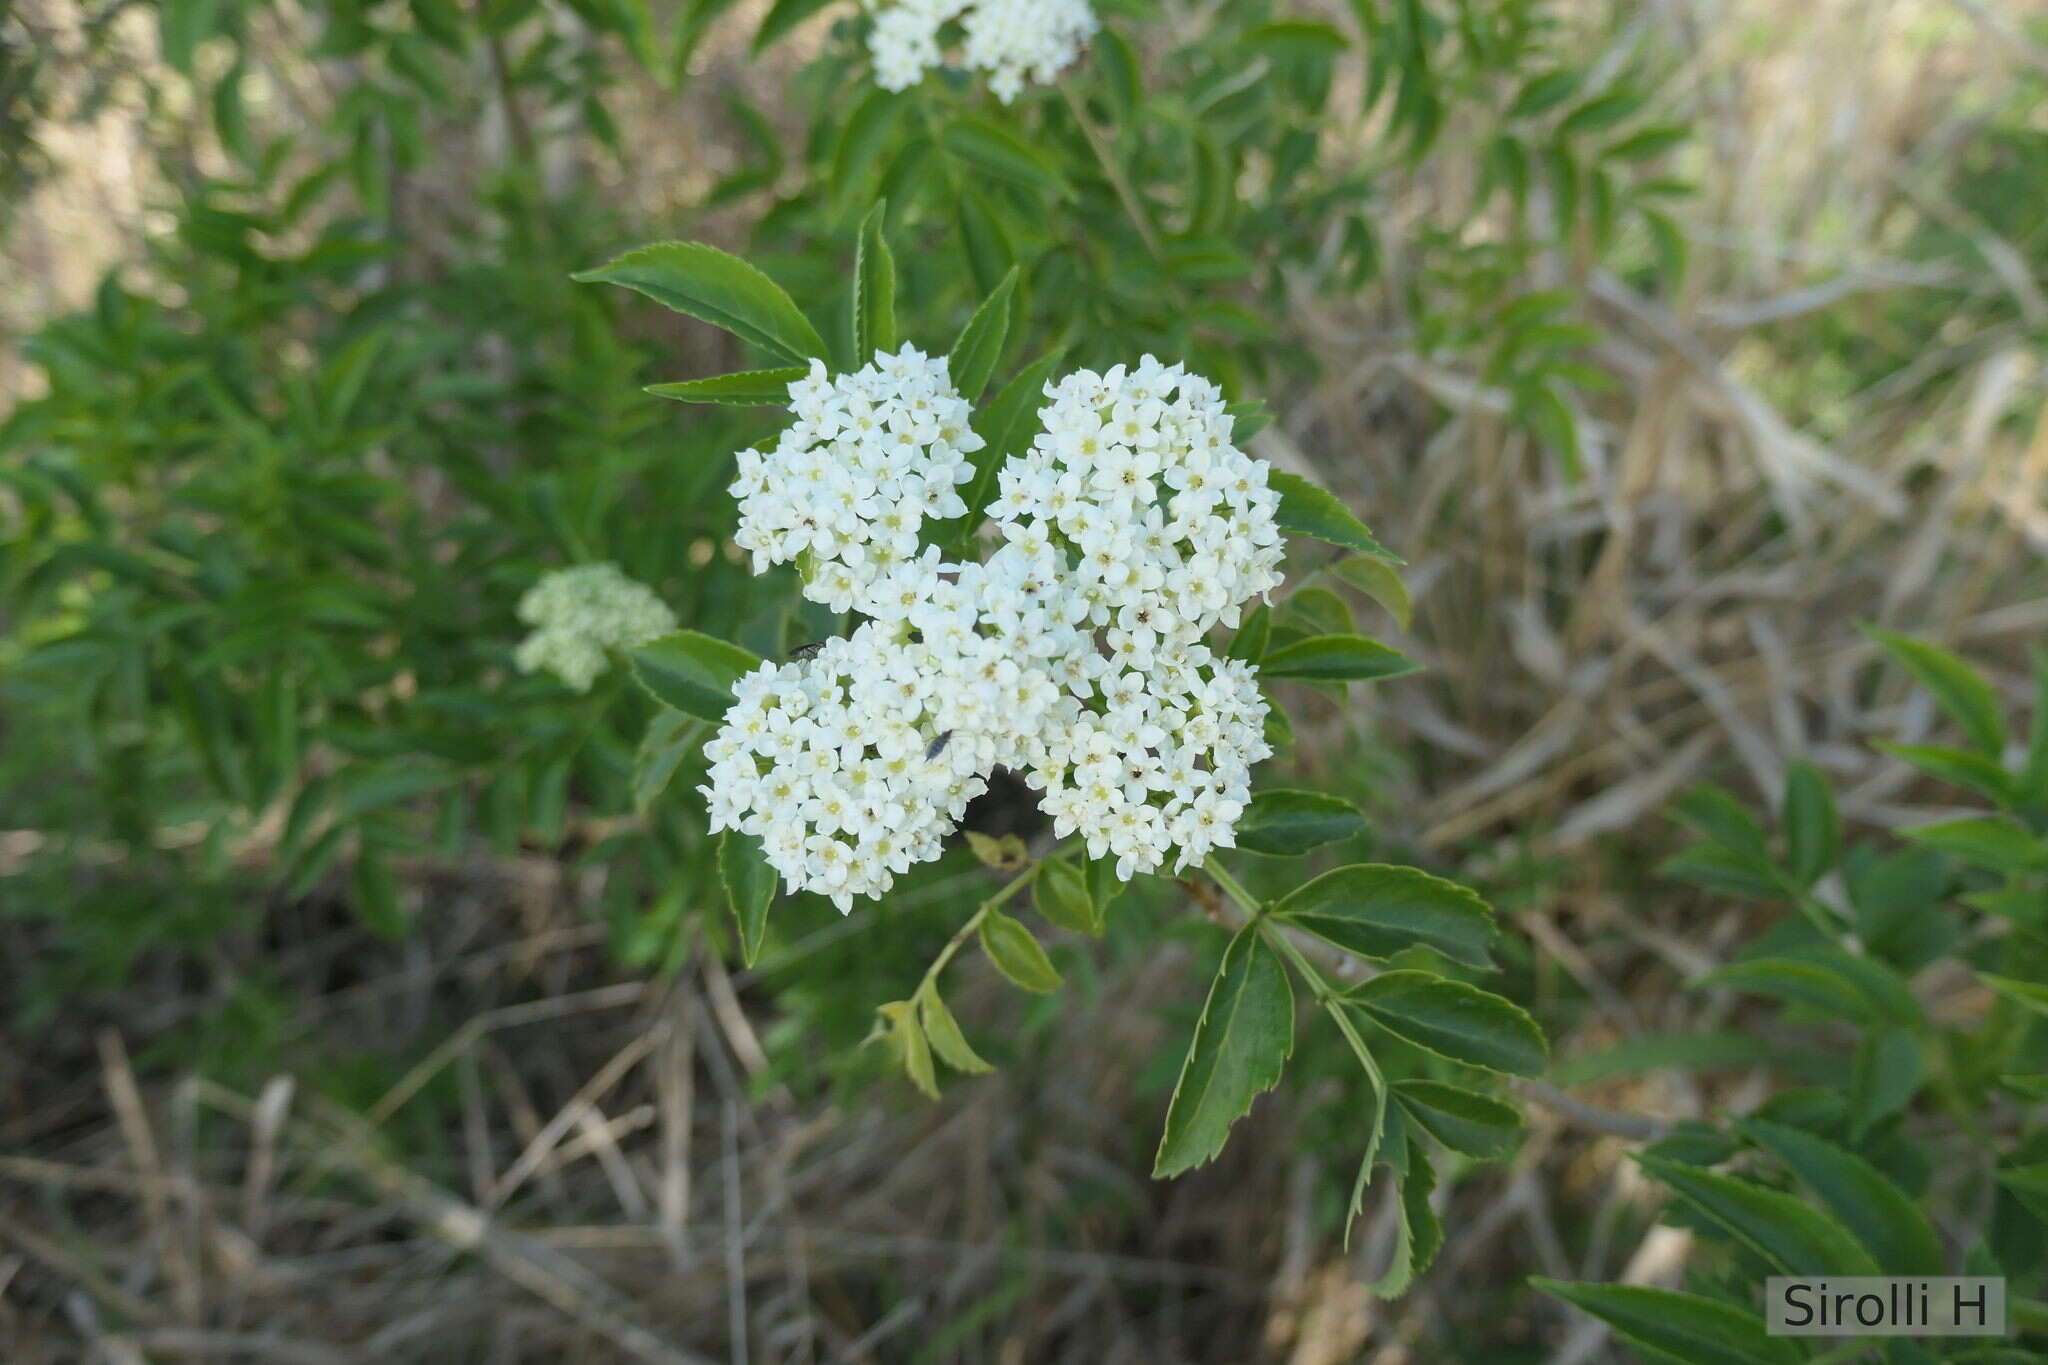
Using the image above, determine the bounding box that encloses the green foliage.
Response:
[1,0,1740,1321]
[1536,1281,1804,1365]
[1270,864,1497,967]
[1549,639,2048,1360]
[1234,790,1366,857]
[1154,923,1294,1177]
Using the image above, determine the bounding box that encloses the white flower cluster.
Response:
[704,351,1284,908]
[866,0,1096,103]
[703,626,989,912]
[989,357,1287,667]
[730,345,980,614]
[1029,645,1271,879]
[514,563,677,691]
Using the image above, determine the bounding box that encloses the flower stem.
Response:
[916,856,1045,998]
[1202,855,1263,920]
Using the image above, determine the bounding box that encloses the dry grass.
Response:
[5,0,2045,1360]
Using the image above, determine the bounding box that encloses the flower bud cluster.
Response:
[866,0,1096,104]
[705,352,1285,909]
[730,346,980,613]
[514,563,678,692]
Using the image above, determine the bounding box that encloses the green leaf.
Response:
[1557,88,1648,137]
[940,117,1070,199]
[1261,634,1419,683]
[1659,842,1785,899]
[1982,972,2048,1018]
[1228,603,1272,663]
[2002,1073,2048,1101]
[632,709,701,813]
[1645,207,1689,287]
[1225,399,1272,441]
[1093,24,1140,118]
[1782,759,1839,887]
[1866,627,2007,756]
[212,59,253,165]
[352,848,406,939]
[573,241,827,364]
[1392,1080,1523,1159]
[161,0,225,73]
[1034,857,1101,936]
[2023,650,2048,805]
[1081,852,1126,923]
[1368,1144,1441,1298]
[1900,817,2044,874]
[955,187,1014,295]
[1848,1028,1923,1137]
[1279,585,1354,638]
[831,88,907,201]
[1873,741,2018,807]
[719,831,776,967]
[1553,1029,1822,1087]
[1332,554,1413,630]
[1700,953,1921,1029]
[851,200,897,363]
[919,986,993,1074]
[1235,790,1365,856]
[1605,124,1690,160]
[880,1000,938,1099]
[1638,1154,1881,1276]
[946,267,1018,402]
[628,631,763,720]
[1268,470,1400,562]
[956,349,1063,546]
[1997,1163,2048,1219]
[1347,972,1546,1076]
[283,824,349,900]
[1535,1281,1802,1365]
[979,910,1061,994]
[1153,925,1295,1177]
[964,831,1028,872]
[1740,1119,1945,1275]
[1670,782,1771,859]
[1508,69,1582,119]
[752,0,833,52]
[646,367,806,405]
[1271,864,1496,968]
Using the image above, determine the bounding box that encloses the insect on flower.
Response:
[787,640,828,661]
[925,730,954,761]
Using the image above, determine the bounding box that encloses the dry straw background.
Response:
[3,0,2046,1360]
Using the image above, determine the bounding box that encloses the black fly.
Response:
[925,730,954,761]
[787,641,827,661]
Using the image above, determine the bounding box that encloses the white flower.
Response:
[987,355,1286,649]
[731,345,981,612]
[865,0,1096,103]
[514,563,677,691]
[1024,644,1270,877]
[701,623,992,912]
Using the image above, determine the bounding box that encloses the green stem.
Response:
[1789,887,1858,955]
[1202,855,1263,919]
[915,856,1044,999]
[1260,917,1391,1174]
